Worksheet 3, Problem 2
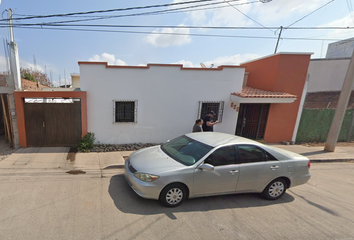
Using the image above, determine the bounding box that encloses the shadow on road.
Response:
[108,174,295,219]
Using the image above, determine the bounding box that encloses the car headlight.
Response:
[134,172,159,182]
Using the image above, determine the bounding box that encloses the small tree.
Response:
[20,67,52,86]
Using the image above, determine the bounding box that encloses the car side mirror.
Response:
[199,163,214,171]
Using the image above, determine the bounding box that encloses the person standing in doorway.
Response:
[202,111,219,132]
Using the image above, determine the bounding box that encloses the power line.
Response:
[346,0,354,25]
[1,22,353,30]
[34,0,251,25]
[12,1,259,19]
[287,0,337,28]
[2,0,236,21]
[8,25,341,41]
[222,0,274,33]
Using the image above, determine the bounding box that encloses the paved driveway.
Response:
[0,163,353,240]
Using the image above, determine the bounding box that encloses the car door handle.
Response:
[230,170,239,174]
[270,166,279,170]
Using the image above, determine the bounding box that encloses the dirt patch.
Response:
[66,170,86,175]
[66,147,78,162]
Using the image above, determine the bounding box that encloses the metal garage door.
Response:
[24,101,82,147]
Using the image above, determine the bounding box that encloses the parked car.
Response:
[124,132,311,207]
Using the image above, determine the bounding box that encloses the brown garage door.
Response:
[24,101,82,147]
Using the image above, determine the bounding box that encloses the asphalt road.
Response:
[0,163,353,240]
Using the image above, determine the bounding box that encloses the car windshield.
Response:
[161,135,213,166]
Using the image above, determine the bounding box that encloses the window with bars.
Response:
[197,101,224,123]
[114,100,137,123]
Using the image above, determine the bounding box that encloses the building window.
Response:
[198,101,224,123]
[113,100,137,123]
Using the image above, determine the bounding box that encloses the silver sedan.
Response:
[124,132,311,207]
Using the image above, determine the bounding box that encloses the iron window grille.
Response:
[113,100,137,123]
[198,101,224,123]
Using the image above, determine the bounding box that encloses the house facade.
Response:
[79,53,312,145]
[79,62,245,144]
[296,56,354,142]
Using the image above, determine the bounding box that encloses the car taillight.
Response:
[308,160,311,169]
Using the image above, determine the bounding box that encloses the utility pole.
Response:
[8,9,21,91]
[274,26,283,54]
[324,49,354,152]
[7,8,21,149]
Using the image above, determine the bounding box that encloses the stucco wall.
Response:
[241,53,311,143]
[307,58,350,93]
[80,63,244,144]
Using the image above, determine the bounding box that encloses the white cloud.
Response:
[173,60,197,67]
[172,0,336,28]
[20,59,44,72]
[0,55,46,72]
[89,53,126,65]
[205,53,261,66]
[144,25,192,47]
[320,13,354,40]
[252,0,335,24]
[173,53,261,68]
[172,0,254,27]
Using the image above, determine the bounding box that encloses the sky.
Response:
[0,0,354,86]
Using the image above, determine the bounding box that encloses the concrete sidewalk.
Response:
[0,144,353,173]
[270,144,354,162]
[0,147,131,172]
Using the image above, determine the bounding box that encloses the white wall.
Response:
[80,64,245,144]
[71,76,80,88]
[307,58,350,93]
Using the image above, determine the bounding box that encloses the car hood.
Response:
[129,145,185,174]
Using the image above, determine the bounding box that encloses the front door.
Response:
[193,146,239,196]
[235,103,270,140]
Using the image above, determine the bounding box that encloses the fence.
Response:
[296,109,354,143]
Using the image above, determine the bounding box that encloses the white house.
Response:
[79,62,245,144]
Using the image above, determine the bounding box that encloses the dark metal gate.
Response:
[235,103,270,140]
[24,101,82,147]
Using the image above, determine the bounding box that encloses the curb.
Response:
[102,164,125,170]
[310,159,354,163]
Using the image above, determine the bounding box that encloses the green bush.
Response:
[78,132,95,152]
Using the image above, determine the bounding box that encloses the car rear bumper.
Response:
[124,160,162,200]
[290,173,311,188]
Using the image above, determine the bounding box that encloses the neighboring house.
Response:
[71,73,80,89]
[326,37,354,59]
[79,52,311,144]
[296,40,354,142]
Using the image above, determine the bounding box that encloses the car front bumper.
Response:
[124,159,162,200]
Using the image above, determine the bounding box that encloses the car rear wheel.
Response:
[262,178,287,200]
[159,183,186,207]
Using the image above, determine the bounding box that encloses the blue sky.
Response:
[0,0,353,86]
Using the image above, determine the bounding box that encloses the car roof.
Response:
[185,132,261,147]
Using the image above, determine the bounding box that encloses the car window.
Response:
[237,145,267,164]
[161,135,213,166]
[204,146,236,167]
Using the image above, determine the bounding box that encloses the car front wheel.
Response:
[159,183,187,207]
[262,178,287,200]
